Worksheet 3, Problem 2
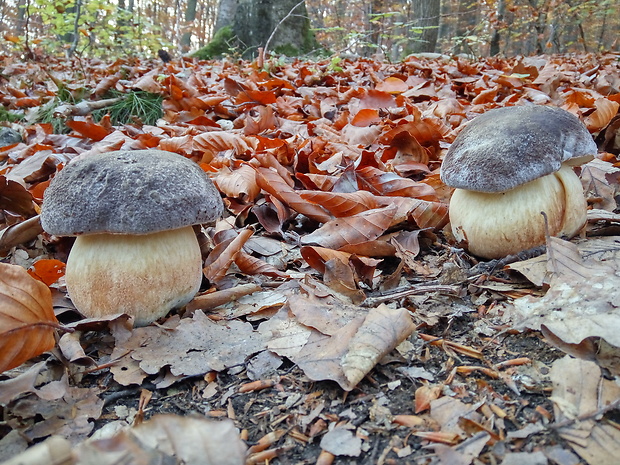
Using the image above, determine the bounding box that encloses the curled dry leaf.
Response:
[301,205,398,249]
[356,166,438,200]
[300,190,379,217]
[0,263,58,373]
[584,98,620,132]
[76,415,246,465]
[254,166,332,223]
[341,304,416,387]
[0,215,44,255]
[193,131,256,156]
[203,228,254,283]
[0,175,37,217]
[213,164,260,202]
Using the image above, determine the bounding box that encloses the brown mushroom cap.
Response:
[440,106,597,193]
[41,150,223,236]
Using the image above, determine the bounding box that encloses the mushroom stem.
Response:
[65,226,203,326]
[449,164,586,259]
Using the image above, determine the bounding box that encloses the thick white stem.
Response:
[65,226,202,326]
[449,164,586,259]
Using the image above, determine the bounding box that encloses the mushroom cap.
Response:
[41,150,224,235]
[440,105,597,193]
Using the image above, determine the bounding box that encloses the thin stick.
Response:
[263,0,306,58]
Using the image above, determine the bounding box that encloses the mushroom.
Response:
[41,150,223,326]
[440,105,596,259]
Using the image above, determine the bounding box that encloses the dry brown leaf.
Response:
[299,190,379,217]
[213,164,260,202]
[375,196,449,229]
[293,304,415,390]
[0,263,58,373]
[584,98,620,132]
[0,175,37,217]
[356,166,438,200]
[254,166,332,223]
[511,237,620,375]
[114,310,266,378]
[203,228,254,283]
[300,205,398,249]
[193,131,255,155]
[187,283,261,312]
[76,415,246,465]
[234,251,290,278]
[579,158,620,211]
[550,356,620,465]
[319,425,362,457]
[341,305,415,386]
[0,215,44,254]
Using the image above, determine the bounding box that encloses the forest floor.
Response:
[0,52,619,465]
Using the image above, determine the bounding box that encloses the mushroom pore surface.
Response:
[66,226,202,327]
[449,164,586,259]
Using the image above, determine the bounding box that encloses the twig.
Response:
[360,283,461,307]
[549,398,620,431]
[263,0,306,58]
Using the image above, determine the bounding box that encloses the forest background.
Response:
[0,0,618,62]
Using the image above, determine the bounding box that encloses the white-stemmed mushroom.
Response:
[440,105,597,259]
[41,150,223,326]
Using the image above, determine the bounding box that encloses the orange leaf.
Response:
[234,252,289,279]
[299,190,379,217]
[585,98,620,132]
[213,164,260,202]
[193,132,255,156]
[65,120,111,141]
[300,205,398,249]
[375,196,449,229]
[203,229,254,283]
[14,98,40,108]
[0,263,58,373]
[414,384,442,413]
[351,109,381,127]
[3,34,20,44]
[254,167,332,223]
[376,77,408,94]
[356,166,438,200]
[301,246,351,274]
[28,259,66,286]
[0,176,36,217]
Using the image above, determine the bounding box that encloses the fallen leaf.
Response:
[319,425,362,457]
[0,263,58,373]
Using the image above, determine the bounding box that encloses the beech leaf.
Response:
[0,263,58,373]
[301,205,398,249]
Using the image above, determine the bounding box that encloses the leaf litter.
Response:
[1,52,620,464]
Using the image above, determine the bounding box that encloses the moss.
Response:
[192,26,236,60]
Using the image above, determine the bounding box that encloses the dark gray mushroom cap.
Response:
[440,105,597,193]
[41,150,224,235]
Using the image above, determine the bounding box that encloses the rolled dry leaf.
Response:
[0,263,58,373]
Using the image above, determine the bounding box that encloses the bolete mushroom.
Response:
[41,150,223,326]
[440,105,596,259]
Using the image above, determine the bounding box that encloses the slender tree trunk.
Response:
[181,0,198,50]
[214,0,237,33]
[233,0,318,58]
[410,0,441,53]
[489,0,505,55]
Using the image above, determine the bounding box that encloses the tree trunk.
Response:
[233,0,318,58]
[409,0,441,54]
[214,0,237,33]
[454,0,477,54]
[181,0,198,50]
[489,0,505,55]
